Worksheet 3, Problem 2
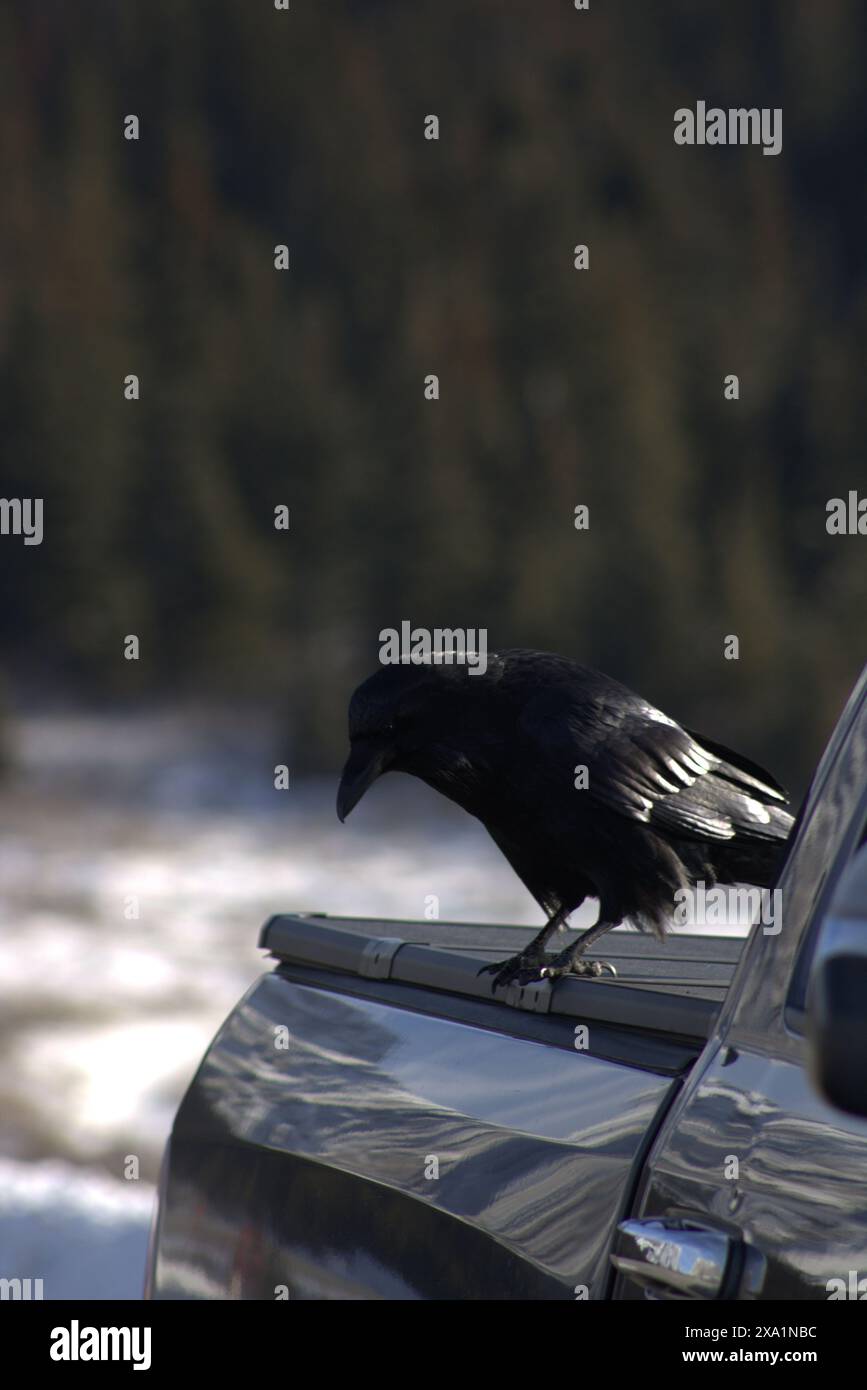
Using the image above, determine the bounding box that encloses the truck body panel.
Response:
[153,971,682,1298]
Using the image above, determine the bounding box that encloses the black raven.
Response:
[336,650,794,985]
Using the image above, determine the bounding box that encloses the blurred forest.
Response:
[0,0,864,789]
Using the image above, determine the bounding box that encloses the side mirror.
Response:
[807,843,867,1119]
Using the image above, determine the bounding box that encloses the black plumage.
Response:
[336,649,794,984]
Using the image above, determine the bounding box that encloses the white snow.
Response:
[0,1157,154,1301]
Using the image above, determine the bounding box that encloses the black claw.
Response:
[477,960,502,977]
[478,951,546,989]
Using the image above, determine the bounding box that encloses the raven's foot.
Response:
[478,945,549,989]
[479,948,617,988]
[540,948,617,981]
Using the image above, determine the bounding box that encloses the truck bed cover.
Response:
[260,913,743,1052]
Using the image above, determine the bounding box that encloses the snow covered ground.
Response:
[0,707,749,1299]
[0,1157,154,1300]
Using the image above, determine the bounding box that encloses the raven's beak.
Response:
[337,743,391,822]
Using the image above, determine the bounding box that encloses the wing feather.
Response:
[518,688,791,844]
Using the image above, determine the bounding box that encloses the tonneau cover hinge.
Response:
[501,978,553,1013]
[358,936,405,980]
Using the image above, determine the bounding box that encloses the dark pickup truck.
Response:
[146,664,867,1300]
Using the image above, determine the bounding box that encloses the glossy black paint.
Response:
[151,975,678,1298]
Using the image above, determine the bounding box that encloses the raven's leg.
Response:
[539,917,619,980]
[478,907,571,988]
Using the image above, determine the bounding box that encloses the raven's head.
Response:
[336,658,502,821]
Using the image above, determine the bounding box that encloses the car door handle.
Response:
[611,1219,765,1299]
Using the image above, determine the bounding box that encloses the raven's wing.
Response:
[518,687,791,844]
[683,728,788,800]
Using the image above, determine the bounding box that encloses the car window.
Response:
[787,782,867,1015]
